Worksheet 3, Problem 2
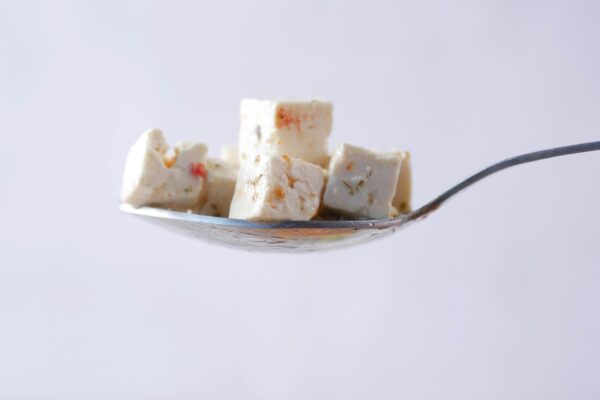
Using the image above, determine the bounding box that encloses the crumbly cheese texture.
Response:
[229,154,325,221]
[121,129,208,210]
[238,99,333,167]
[197,159,238,217]
[392,151,412,213]
[323,143,401,219]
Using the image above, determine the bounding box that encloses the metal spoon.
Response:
[120,140,600,252]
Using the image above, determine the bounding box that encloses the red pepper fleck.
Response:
[276,107,302,130]
[274,185,285,200]
[190,162,208,178]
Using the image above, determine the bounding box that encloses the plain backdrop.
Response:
[1,0,599,399]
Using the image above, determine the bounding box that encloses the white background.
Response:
[1,0,599,399]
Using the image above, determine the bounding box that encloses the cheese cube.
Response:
[392,151,412,213]
[238,99,333,167]
[220,144,239,166]
[323,143,401,219]
[197,159,238,217]
[229,154,325,221]
[121,129,208,210]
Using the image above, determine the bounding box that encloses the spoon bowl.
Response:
[120,204,419,252]
[121,141,600,252]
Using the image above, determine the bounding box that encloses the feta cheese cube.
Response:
[238,99,333,167]
[323,143,401,219]
[220,144,239,165]
[392,151,412,213]
[197,159,238,217]
[229,154,325,221]
[121,129,208,210]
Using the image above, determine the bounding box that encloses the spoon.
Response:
[120,140,600,252]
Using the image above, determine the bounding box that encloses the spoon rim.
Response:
[119,203,406,230]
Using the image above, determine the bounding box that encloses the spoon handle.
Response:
[409,140,600,221]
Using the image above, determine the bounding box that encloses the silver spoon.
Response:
[120,140,600,252]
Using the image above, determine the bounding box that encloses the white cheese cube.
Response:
[197,159,238,217]
[392,151,412,213]
[323,143,401,219]
[220,144,239,166]
[238,99,333,167]
[121,129,208,210]
[229,154,325,221]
